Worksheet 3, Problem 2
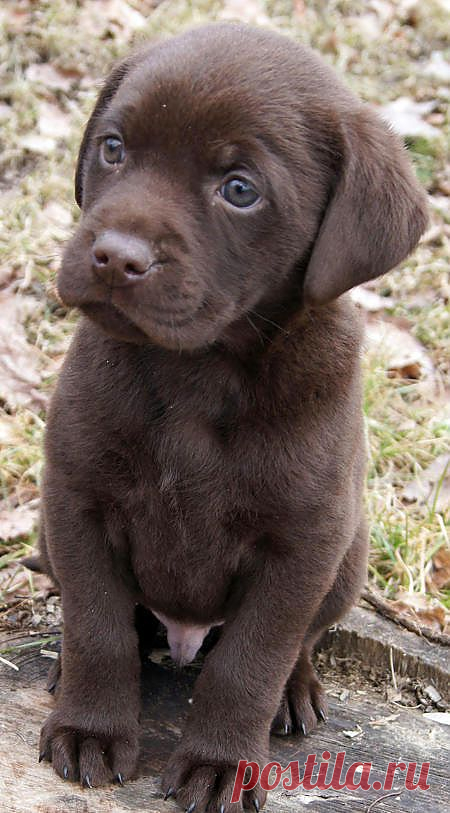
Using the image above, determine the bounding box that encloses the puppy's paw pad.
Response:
[243,785,267,812]
[214,767,266,813]
[171,765,218,812]
[162,757,266,813]
[39,711,138,787]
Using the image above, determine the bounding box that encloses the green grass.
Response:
[364,352,450,608]
[0,0,449,625]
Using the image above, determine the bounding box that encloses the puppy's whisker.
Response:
[245,314,265,347]
[172,317,182,355]
[249,310,290,336]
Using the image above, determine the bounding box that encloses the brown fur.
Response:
[35,23,427,811]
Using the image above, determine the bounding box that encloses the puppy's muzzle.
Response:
[92,230,163,287]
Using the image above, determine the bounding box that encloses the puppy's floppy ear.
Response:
[303,107,428,305]
[75,56,135,208]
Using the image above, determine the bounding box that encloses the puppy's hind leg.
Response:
[22,520,58,585]
[272,521,368,737]
[22,522,63,695]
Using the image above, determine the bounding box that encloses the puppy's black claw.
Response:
[47,682,57,694]
[116,772,124,786]
[186,803,196,813]
[253,799,260,812]
[318,708,327,722]
[63,765,69,779]
[300,721,307,737]
[38,750,46,763]
[164,787,176,801]
[83,774,93,789]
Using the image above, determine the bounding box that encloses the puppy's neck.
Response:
[216,295,302,360]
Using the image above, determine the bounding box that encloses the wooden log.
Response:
[319,606,450,700]
[0,623,449,812]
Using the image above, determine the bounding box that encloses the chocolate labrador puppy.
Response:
[36,21,427,812]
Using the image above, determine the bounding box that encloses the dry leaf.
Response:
[347,13,384,42]
[429,195,450,216]
[351,286,394,312]
[342,724,363,738]
[41,649,59,660]
[20,134,56,155]
[423,52,450,82]
[0,266,14,289]
[0,414,23,446]
[380,98,440,139]
[369,713,400,726]
[293,0,306,18]
[0,289,47,411]
[365,319,434,380]
[0,102,11,122]
[1,4,31,34]
[391,591,447,632]
[423,685,442,704]
[423,712,450,726]
[38,101,72,140]
[371,0,398,23]
[385,686,403,703]
[220,0,270,25]
[420,224,446,247]
[0,562,52,603]
[403,454,450,513]
[80,0,146,41]
[428,546,450,591]
[0,500,39,542]
[25,63,75,91]
[43,201,73,229]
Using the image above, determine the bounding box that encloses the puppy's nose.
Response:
[92,231,154,286]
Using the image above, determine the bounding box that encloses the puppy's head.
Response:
[58,23,427,349]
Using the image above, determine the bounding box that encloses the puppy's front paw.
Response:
[39,708,139,787]
[163,750,267,813]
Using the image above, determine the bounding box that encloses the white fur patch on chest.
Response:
[152,609,223,666]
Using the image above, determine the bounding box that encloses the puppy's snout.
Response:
[92,231,155,286]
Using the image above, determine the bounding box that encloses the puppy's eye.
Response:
[101,136,125,165]
[220,177,260,208]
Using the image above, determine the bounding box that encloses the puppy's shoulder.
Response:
[264,295,364,423]
[283,295,364,372]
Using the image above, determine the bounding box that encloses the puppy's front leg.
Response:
[163,533,344,812]
[39,486,140,787]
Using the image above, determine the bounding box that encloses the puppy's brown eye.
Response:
[220,177,260,208]
[101,136,125,165]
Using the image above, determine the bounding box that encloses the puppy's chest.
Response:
[127,395,285,615]
[146,406,262,533]
[150,383,284,511]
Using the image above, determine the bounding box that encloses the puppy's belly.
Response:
[151,609,224,666]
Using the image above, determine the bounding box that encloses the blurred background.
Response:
[0,1,449,640]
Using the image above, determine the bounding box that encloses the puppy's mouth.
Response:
[80,302,150,344]
[77,293,234,351]
[58,231,237,350]
[77,293,207,345]
[58,255,210,348]
[73,288,220,349]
